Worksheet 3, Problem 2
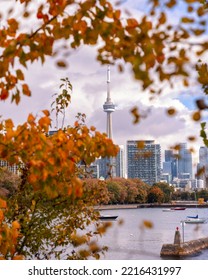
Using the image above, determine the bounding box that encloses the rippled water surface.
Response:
[96,207,208,260]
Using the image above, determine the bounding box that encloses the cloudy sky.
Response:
[0,0,208,169]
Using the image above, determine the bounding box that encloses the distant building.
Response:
[160,173,171,184]
[0,160,21,175]
[115,145,125,178]
[163,150,178,181]
[197,146,208,188]
[78,162,99,179]
[172,178,191,191]
[48,130,57,136]
[127,140,161,185]
[178,143,193,179]
[96,157,111,179]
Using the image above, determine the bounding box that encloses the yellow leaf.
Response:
[159,12,166,24]
[130,106,140,124]
[56,60,67,68]
[181,17,194,23]
[167,107,176,116]
[188,136,196,141]
[192,111,201,121]
[16,69,24,80]
[143,220,153,229]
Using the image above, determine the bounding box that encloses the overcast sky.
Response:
[0,0,208,169]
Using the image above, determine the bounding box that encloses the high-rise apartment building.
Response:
[178,143,193,179]
[127,140,161,185]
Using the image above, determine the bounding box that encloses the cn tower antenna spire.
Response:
[103,65,115,139]
[107,65,111,101]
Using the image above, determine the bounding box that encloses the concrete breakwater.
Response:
[160,228,208,257]
[161,237,208,257]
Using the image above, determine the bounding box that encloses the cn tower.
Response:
[103,65,115,139]
[102,65,116,178]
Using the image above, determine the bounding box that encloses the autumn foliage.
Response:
[0,0,208,259]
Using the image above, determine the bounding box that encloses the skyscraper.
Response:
[127,140,161,185]
[163,150,178,181]
[178,143,193,179]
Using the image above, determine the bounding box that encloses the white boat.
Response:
[162,208,175,212]
[184,216,207,224]
[184,192,207,224]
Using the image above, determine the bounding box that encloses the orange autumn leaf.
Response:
[42,109,50,116]
[127,18,139,28]
[12,255,25,260]
[12,221,20,230]
[16,69,24,80]
[27,113,35,123]
[0,89,9,100]
[22,84,31,96]
[38,116,51,128]
[0,210,4,223]
[0,199,7,209]
[143,220,153,229]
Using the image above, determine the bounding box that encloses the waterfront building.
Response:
[127,140,161,185]
[172,177,204,191]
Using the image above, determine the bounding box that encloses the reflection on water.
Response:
[96,208,208,260]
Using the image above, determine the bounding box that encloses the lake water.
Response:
[96,207,208,260]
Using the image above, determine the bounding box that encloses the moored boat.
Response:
[162,208,175,212]
[99,215,118,220]
[171,207,186,210]
[184,217,207,224]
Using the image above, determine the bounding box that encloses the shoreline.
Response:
[95,203,208,210]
